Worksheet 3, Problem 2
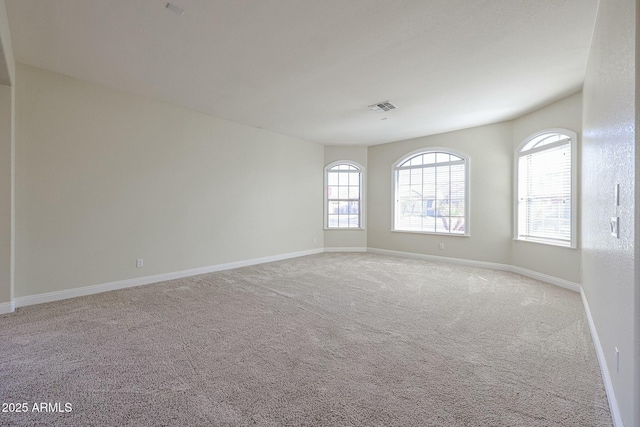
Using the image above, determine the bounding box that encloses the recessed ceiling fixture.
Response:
[368,101,397,113]
[165,2,185,16]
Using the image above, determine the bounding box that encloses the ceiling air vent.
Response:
[166,2,185,15]
[368,101,397,113]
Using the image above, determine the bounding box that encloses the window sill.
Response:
[391,230,469,237]
[514,237,577,249]
[324,228,366,231]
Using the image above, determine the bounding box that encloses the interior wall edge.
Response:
[0,300,13,314]
[0,0,15,85]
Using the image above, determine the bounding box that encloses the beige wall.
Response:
[0,0,15,85]
[582,0,638,424]
[15,64,324,298]
[323,145,367,249]
[364,94,584,284]
[0,0,15,312]
[14,62,584,304]
[511,92,583,283]
[367,122,513,264]
[0,83,12,306]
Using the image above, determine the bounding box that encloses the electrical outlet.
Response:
[136,259,144,268]
[439,243,445,250]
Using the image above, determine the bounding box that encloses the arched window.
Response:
[393,149,469,235]
[324,161,364,229]
[515,129,577,247]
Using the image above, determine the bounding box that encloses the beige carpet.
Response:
[0,253,611,426]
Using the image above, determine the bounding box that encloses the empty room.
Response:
[0,0,637,426]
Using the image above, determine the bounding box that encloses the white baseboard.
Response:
[366,247,581,292]
[580,289,623,427]
[366,247,511,271]
[324,247,368,253]
[0,300,15,315]
[13,246,580,309]
[14,248,323,309]
[510,266,581,293]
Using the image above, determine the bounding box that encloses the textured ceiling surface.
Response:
[6,0,599,146]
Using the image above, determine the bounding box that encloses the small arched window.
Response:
[324,161,364,229]
[515,129,577,247]
[393,149,469,235]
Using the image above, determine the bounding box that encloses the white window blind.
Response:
[516,132,575,247]
[326,164,362,229]
[394,151,468,235]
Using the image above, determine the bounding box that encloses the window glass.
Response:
[516,130,576,247]
[394,150,468,235]
[325,162,363,229]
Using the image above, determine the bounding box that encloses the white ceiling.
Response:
[6,0,599,146]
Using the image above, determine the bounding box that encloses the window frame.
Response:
[324,160,365,230]
[391,147,470,236]
[514,128,577,248]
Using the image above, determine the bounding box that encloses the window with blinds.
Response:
[516,130,576,247]
[325,162,363,229]
[393,150,468,235]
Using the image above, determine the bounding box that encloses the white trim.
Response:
[391,230,469,237]
[393,146,471,168]
[0,300,15,315]
[510,266,580,292]
[10,246,581,303]
[520,137,571,156]
[13,248,323,309]
[580,289,623,427]
[367,247,511,271]
[11,248,580,304]
[324,247,367,253]
[366,247,580,292]
[324,226,366,231]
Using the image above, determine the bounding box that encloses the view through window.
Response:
[394,150,468,235]
[326,163,362,229]
[516,130,576,247]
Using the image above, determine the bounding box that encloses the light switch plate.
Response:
[610,217,619,238]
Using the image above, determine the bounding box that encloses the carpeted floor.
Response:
[0,253,612,426]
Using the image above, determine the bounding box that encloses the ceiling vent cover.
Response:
[166,2,185,15]
[368,101,397,113]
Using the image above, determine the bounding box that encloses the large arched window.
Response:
[393,149,469,235]
[324,161,364,229]
[515,129,577,247]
